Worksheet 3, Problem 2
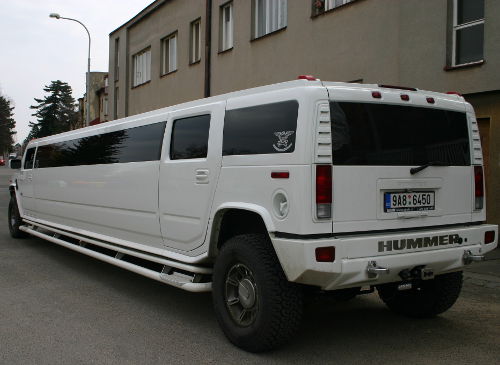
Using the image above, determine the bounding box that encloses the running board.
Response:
[19,223,212,293]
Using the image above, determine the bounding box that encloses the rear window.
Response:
[330,102,470,166]
[223,100,298,156]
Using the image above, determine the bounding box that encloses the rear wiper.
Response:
[410,161,450,175]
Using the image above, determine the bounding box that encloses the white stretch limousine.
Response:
[8,78,498,352]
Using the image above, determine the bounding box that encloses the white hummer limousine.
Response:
[8,78,498,352]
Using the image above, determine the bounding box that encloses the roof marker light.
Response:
[426,97,435,104]
[447,91,463,96]
[372,91,382,99]
[298,75,316,81]
[400,94,410,101]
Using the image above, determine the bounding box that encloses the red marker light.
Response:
[271,171,289,179]
[485,231,495,244]
[372,91,382,99]
[298,75,316,81]
[315,246,335,262]
[426,97,435,104]
[400,94,410,101]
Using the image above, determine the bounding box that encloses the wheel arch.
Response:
[208,203,275,259]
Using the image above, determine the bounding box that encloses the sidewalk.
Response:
[463,248,500,289]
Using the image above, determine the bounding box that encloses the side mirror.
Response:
[9,159,21,169]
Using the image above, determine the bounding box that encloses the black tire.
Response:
[212,234,303,352]
[377,271,463,318]
[8,196,27,239]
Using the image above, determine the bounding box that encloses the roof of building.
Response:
[109,0,167,36]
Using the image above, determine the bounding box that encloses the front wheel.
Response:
[378,271,463,318]
[212,234,303,352]
[8,196,27,239]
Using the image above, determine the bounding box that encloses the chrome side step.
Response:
[19,223,212,293]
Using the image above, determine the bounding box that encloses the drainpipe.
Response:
[204,0,212,98]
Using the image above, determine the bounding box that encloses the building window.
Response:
[132,48,151,87]
[190,19,201,64]
[113,87,119,120]
[312,0,355,15]
[453,0,484,66]
[161,32,178,75]
[114,38,120,80]
[254,0,287,39]
[104,97,108,117]
[220,2,233,51]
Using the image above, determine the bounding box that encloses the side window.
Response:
[223,100,298,155]
[170,115,211,160]
[23,148,36,169]
[36,122,167,168]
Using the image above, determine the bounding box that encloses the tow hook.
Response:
[463,250,485,265]
[367,261,390,278]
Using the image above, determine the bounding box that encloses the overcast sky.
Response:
[0,0,153,143]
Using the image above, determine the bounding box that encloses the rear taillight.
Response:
[316,165,332,219]
[474,166,484,210]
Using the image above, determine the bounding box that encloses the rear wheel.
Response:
[212,234,303,352]
[8,196,27,238]
[378,271,463,318]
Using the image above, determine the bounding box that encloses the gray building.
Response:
[107,0,499,228]
[82,71,109,126]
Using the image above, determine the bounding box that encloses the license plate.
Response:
[384,191,435,212]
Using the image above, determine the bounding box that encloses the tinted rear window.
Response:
[223,100,298,155]
[170,115,210,160]
[330,102,470,166]
[36,122,166,168]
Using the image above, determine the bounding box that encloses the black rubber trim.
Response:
[274,222,485,240]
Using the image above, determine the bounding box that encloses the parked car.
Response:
[7,78,498,352]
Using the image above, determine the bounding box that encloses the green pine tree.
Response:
[0,93,16,156]
[27,80,77,141]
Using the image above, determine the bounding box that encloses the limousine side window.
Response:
[223,100,298,156]
[23,148,36,169]
[36,122,167,168]
[170,114,211,160]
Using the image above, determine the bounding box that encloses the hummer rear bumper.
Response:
[271,224,498,290]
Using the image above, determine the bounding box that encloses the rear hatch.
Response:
[327,86,474,234]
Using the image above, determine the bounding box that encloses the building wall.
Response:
[211,0,400,94]
[108,27,128,120]
[109,0,500,112]
[127,0,206,116]
[107,0,499,226]
[398,0,500,94]
[86,72,108,123]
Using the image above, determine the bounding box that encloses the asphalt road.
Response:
[0,166,499,365]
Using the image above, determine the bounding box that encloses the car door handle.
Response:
[195,169,209,184]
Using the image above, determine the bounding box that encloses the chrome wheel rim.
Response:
[225,263,258,326]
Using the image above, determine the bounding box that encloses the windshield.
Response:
[330,102,470,166]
